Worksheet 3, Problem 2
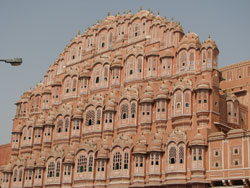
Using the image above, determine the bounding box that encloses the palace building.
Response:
[0,9,250,188]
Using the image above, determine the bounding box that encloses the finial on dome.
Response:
[208,34,211,39]
[157,10,160,15]
[118,11,120,15]
[148,8,151,12]
[78,30,80,35]
[107,11,110,16]
[188,29,190,33]
[123,10,126,14]
[97,19,99,23]
[140,6,142,11]
[171,17,174,21]
[129,9,131,13]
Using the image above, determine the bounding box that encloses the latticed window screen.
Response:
[193,148,197,160]
[104,67,109,81]
[121,104,129,119]
[179,146,184,163]
[208,50,212,63]
[19,169,23,181]
[152,57,157,71]
[202,51,206,63]
[169,147,176,164]
[96,109,101,124]
[138,58,142,73]
[131,103,136,118]
[113,152,122,170]
[77,155,87,172]
[88,155,93,172]
[13,169,17,181]
[57,120,63,133]
[180,52,187,68]
[28,170,32,180]
[124,152,129,169]
[184,92,190,107]
[151,153,154,165]
[189,52,194,63]
[109,112,113,123]
[85,110,95,126]
[155,153,160,165]
[64,118,69,132]
[135,156,139,167]
[198,148,202,160]
[47,162,55,177]
[56,161,60,177]
[72,78,77,92]
[140,156,143,167]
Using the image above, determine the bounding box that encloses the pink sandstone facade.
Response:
[0,9,250,188]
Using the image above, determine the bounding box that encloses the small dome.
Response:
[97,148,109,159]
[178,32,201,51]
[26,159,35,169]
[160,49,174,59]
[156,82,169,99]
[64,151,75,164]
[149,133,162,152]
[12,123,22,133]
[80,69,90,78]
[73,106,83,119]
[46,111,55,125]
[146,47,159,57]
[141,84,154,103]
[202,35,218,51]
[4,163,13,172]
[51,79,61,87]
[105,99,116,111]
[42,88,51,95]
[196,79,211,90]
[191,133,206,146]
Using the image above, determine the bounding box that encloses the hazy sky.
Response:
[0,0,249,144]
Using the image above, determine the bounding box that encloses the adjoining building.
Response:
[0,9,250,188]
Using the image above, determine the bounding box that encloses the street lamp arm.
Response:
[0,58,22,66]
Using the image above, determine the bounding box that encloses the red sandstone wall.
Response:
[0,144,11,166]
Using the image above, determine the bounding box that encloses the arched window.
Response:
[96,109,101,125]
[184,92,190,108]
[169,147,176,164]
[208,50,212,64]
[104,66,109,82]
[13,169,17,182]
[134,23,140,38]
[57,119,63,133]
[72,78,77,92]
[85,110,95,126]
[65,77,71,94]
[124,152,129,169]
[137,58,142,74]
[179,146,184,164]
[56,161,60,177]
[18,169,23,182]
[198,148,202,160]
[202,50,206,65]
[189,52,194,70]
[180,51,187,71]
[121,104,129,119]
[113,152,122,170]
[77,155,87,172]
[88,155,93,172]
[47,162,55,177]
[64,118,69,132]
[131,103,136,118]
